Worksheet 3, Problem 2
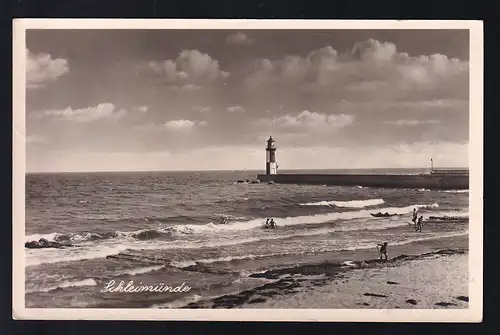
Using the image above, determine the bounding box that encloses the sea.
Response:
[24,169,469,308]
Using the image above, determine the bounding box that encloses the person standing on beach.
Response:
[415,216,424,232]
[376,242,388,260]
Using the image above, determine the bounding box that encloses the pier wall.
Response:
[256,173,469,190]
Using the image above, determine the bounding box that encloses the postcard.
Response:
[13,19,483,322]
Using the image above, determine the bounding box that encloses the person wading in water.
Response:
[412,208,418,227]
[269,218,276,229]
[415,216,424,232]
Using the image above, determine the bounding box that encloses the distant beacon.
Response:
[266,136,277,175]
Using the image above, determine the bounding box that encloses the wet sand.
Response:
[182,234,469,309]
[245,252,468,309]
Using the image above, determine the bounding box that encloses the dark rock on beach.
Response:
[435,301,458,307]
[387,281,399,285]
[182,278,302,309]
[182,264,238,276]
[363,293,388,298]
[370,212,403,217]
[249,262,346,280]
[456,296,469,302]
[25,238,72,249]
[406,299,418,305]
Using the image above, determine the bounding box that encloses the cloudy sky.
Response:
[25,29,469,172]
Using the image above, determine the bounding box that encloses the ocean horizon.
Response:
[25,166,469,175]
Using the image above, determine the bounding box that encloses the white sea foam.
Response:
[426,210,469,218]
[25,232,61,243]
[26,278,97,293]
[169,260,198,268]
[115,265,165,276]
[341,261,358,267]
[300,198,385,208]
[178,202,439,233]
[25,244,128,267]
[441,189,469,193]
[170,252,290,268]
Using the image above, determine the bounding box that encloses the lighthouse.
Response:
[266,136,278,175]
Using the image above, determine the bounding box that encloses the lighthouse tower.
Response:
[266,136,278,175]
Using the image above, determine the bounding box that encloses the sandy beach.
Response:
[246,252,468,309]
[183,235,469,309]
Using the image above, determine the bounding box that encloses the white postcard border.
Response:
[13,19,483,322]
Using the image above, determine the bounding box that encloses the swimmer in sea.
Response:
[269,218,276,229]
[265,218,270,228]
[376,242,388,260]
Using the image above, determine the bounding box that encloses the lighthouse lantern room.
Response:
[266,136,277,175]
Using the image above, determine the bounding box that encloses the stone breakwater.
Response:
[256,173,469,190]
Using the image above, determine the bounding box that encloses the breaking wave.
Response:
[168,230,468,269]
[25,203,441,267]
[25,203,439,244]
[26,278,97,294]
[300,198,385,208]
[115,265,165,276]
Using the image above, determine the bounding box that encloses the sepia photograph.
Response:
[13,19,483,321]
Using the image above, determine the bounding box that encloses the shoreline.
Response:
[181,235,469,309]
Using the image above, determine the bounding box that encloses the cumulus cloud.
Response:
[225,32,254,46]
[169,84,203,92]
[40,103,127,123]
[226,105,246,113]
[383,119,440,126]
[148,50,229,85]
[266,110,354,130]
[26,49,69,89]
[163,119,208,131]
[136,119,208,132]
[244,46,339,88]
[135,106,149,113]
[243,39,468,100]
